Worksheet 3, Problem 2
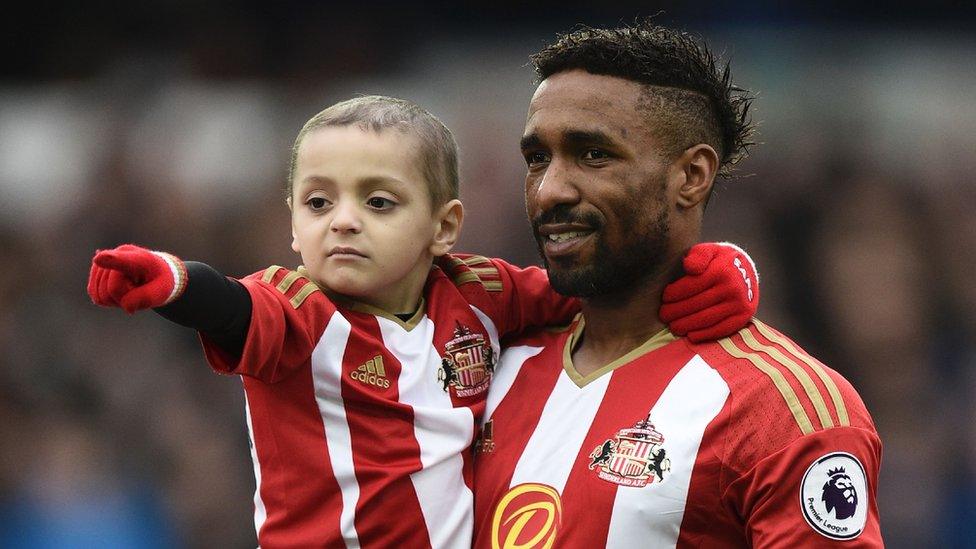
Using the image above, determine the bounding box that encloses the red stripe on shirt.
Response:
[244,369,345,546]
[341,315,432,547]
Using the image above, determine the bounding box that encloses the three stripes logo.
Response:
[350,355,391,389]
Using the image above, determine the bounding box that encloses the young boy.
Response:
[87,96,759,547]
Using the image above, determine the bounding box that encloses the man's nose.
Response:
[329,201,363,234]
[530,159,581,215]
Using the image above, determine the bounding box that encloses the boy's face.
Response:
[290,125,454,313]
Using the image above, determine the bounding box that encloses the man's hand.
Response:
[660,242,759,342]
[87,244,187,313]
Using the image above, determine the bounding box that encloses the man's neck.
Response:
[571,274,670,378]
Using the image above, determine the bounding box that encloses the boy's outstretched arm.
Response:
[88,244,251,356]
[660,242,760,342]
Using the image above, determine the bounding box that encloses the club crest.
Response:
[438,323,494,397]
[588,414,669,488]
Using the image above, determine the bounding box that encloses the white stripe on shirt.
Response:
[606,355,730,547]
[310,313,362,548]
[378,315,474,549]
[510,369,613,493]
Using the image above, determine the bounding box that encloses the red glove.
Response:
[87,244,187,313]
[660,242,759,342]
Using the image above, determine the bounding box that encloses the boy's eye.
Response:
[307,197,329,210]
[366,196,395,210]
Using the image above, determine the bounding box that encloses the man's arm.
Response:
[727,427,883,547]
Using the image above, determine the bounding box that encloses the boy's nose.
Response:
[329,202,363,234]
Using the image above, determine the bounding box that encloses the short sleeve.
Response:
[437,254,580,338]
[726,426,884,547]
[200,266,335,383]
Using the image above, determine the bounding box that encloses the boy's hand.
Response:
[87,244,187,313]
[660,242,759,342]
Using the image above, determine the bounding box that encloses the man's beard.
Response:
[533,200,670,298]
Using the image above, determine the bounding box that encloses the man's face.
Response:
[290,126,439,312]
[522,70,673,297]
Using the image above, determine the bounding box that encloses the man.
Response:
[473,21,883,547]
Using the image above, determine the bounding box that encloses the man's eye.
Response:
[307,197,329,210]
[366,197,395,210]
[582,149,609,161]
[525,151,550,166]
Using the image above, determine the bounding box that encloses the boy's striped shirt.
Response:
[200,254,578,548]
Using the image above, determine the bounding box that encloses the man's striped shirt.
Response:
[473,317,883,548]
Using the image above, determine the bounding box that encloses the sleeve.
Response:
[438,254,580,338]
[725,426,884,547]
[154,261,251,357]
[200,266,335,384]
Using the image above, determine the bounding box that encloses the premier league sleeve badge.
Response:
[800,452,869,540]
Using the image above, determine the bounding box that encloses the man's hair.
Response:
[530,20,755,178]
[287,95,459,206]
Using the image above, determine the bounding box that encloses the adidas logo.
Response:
[350,355,391,388]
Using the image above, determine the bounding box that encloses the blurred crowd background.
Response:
[1,2,974,548]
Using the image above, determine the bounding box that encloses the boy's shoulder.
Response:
[241,265,322,309]
[433,253,504,293]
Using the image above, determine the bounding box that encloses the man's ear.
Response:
[672,144,719,209]
[430,199,464,257]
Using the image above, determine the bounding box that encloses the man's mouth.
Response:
[545,231,591,243]
[537,225,595,257]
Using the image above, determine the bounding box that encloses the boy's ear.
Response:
[286,196,301,254]
[672,143,718,209]
[430,199,464,257]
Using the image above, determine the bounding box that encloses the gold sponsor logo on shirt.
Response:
[350,355,391,389]
[491,483,562,549]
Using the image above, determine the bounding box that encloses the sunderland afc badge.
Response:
[589,414,670,488]
[438,323,494,397]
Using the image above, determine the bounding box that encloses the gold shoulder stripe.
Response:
[452,272,481,286]
[739,327,833,430]
[461,255,491,266]
[483,281,503,292]
[276,270,303,294]
[261,265,285,283]
[441,255,466,272]
[289,281,319,309]
[719,336,814,435]
[451,273,503,291]
[753,320,849,426]
[468,267,500,276]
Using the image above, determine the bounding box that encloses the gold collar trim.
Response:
[296,265,426,331]
[563,316,676,388]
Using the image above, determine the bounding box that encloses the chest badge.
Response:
[438,323,494,398]
[588,413,670,488]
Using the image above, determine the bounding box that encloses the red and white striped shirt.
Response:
[473,316,883,548]
[201,254,576,548]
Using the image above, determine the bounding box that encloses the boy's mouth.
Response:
[328,246,367,258]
